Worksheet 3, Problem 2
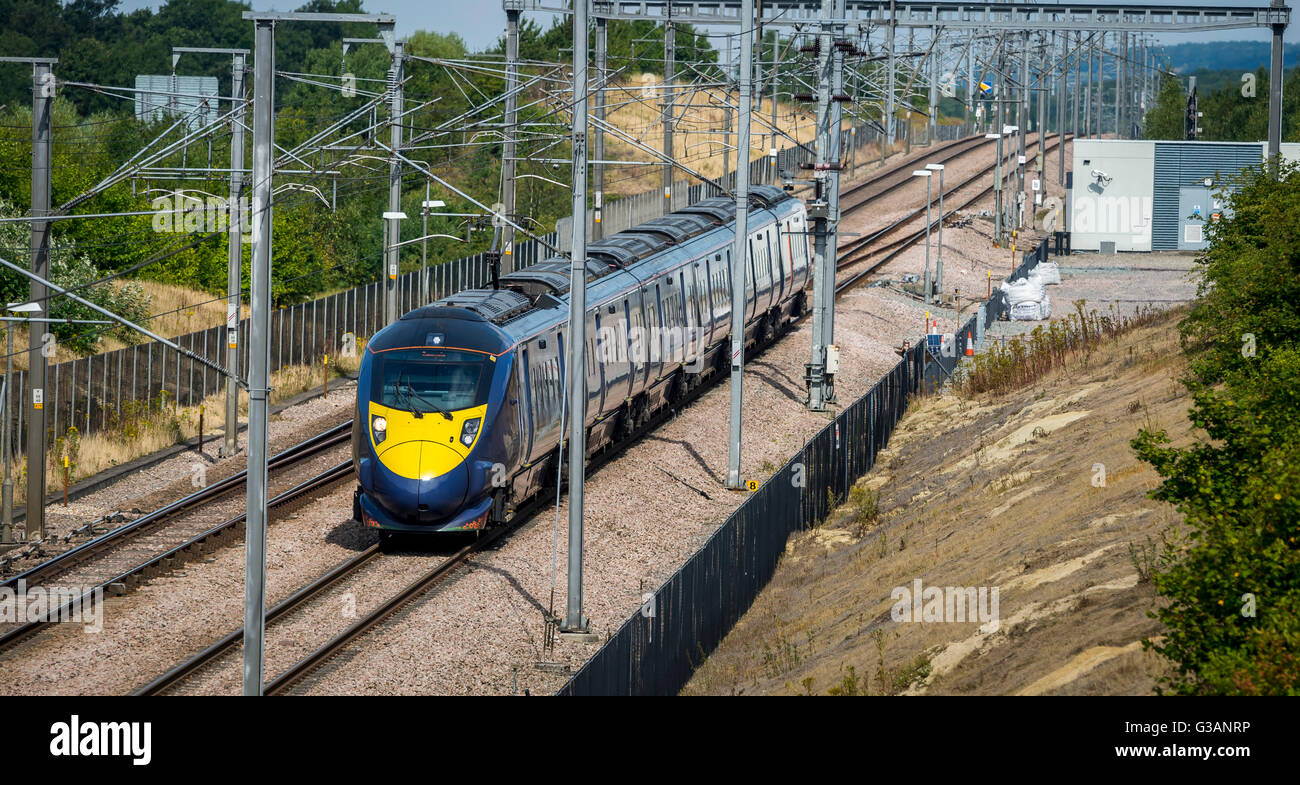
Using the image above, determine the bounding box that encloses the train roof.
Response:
[368,296,518,355]
[384,186,803,347]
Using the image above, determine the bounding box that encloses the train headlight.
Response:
[372,415,387,443]
[460,417,481,446]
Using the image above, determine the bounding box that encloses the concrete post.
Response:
[25,60,53,541]
[224,52,246,458]
[1268,1,1286,173]
[563,0,591,634]
[726,0,754,486]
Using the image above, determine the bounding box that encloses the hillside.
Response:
[1163,40,1300,75]
[685,309,1196,696]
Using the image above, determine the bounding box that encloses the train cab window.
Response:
[372,348,494,414]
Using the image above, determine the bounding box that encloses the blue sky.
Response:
[115,0,1299,53]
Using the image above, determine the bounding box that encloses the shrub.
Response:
[1132,162,1300,695]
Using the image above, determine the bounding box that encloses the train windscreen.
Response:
[371,348,495,414]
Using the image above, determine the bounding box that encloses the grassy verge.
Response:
[958,300,1172,396]
[6,346,362,508]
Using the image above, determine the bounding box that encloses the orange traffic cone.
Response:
[965,331,975,356]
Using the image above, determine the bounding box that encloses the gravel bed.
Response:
[2,134,1190,696]
[11,381,357,574]
[0,475,365,696]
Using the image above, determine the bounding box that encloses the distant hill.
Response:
[1162,40,1300,74]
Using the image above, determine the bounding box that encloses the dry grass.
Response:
[684,310,1192,696]
[3,280,243,370]
[5,344,363,506]
[600,76,852,197]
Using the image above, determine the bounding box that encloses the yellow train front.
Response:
[351,303,521,537]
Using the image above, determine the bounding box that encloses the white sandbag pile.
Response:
[1000,276,1046,303]
[1029,261,1061,285]
[1010,297,1053,321]
[1000,275,1052,321]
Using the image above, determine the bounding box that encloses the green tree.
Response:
[1142,73,1188,140]
[1132,162,1300,695]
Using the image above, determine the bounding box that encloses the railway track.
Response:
[122,132,1044,695]
[135,331,751,695]
[835,132,1069,288]
[133,134,1026,696]
[0,425,353,652]
[837,133,995,215]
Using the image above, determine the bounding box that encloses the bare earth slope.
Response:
[685,311,1196,696]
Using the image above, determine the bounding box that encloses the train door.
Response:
[745,236,757,323]
[598,301,627,417]
[754,228,774,313]
[714,251,732,334]
[791,213,810,289]
[625,295,646,396]
[693,261,712,350]
[586,308,605,422]
[679,268,700,368]
[527,337,561,460]
[644,281,663,382]
[518,347,534,464]
[773,221,788,303]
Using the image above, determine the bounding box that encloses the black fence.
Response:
[557,235,1053,696]
[557,347,924,695]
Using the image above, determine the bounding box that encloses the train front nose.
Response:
[371,439,470,521]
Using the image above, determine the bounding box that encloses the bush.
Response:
[1132,162,1300,695]
[0,198,152,354]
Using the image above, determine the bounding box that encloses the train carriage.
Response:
[353,185,811,535]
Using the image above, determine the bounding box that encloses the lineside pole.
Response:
[1058,32,1067,187]
[225,52,246,458]
[503,3,520,261]
[805,0,833,412]
[662,9,674,209]
[1085,34,1093,138]
[563,0,592,634]
[26,59,53,541]
[243,17,275,696]
[886,0,896,149]
[820,0,844,398]
[1074,32,1082,137]
[1036,35,1046,199]
[928,32,938,143]
[1268,0,1287,174]
[385,41,405,323]
[593,13,606,239]
[1018,31,1028,229]
[726,0,754,489]
[723,38,733,190]
[1111,36,1119,138]
[966,30,975,129]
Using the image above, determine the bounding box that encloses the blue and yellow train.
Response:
[352,185,811,535]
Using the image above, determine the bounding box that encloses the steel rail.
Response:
[141,132,1033,695]
[1,422,351,594]
[836,133,1071,291]
[0,446,354,653]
